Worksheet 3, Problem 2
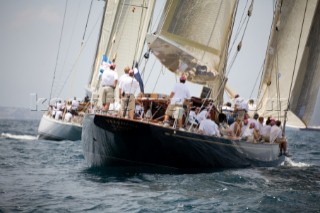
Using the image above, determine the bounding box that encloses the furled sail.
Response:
[147,0,238,103]
[88,0,155,96]
[256,0,319,128]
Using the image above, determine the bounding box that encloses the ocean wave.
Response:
[1,133,38,140]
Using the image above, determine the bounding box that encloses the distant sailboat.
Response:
[256,0,320,130]
[38,0,105,141]
[82,0,287,170]
[38,114,82,141]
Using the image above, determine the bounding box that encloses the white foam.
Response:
[284,157,311,167]
[1,133,37,140]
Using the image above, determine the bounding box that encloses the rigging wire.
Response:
[144,58,157,87]
[140,56,150,79]
[140,0,182,94]
[145,57,156,84]
[205,1,238,105]
[249,65,263,99]
[52,0,82,98]
[89,1,108,93]
[81,0,94,46]
[226,8,251,77]
[152,65,164,93]
[275,52,281,119]
[106,0,126,62]
[228,0,250,55]
[139,58,148,79]
[121,0,153,99]
[213,0,251,104]
[133,0,147,65]
[56,4,105,98]
[254,1,276,102]
[49,0,69,102]
[138,0,166,90]
[255,0,278,109]
[110,2,129,60]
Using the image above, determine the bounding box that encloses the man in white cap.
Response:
[120,68,140,119]
[99,63,118,113]
[163,73,191,130]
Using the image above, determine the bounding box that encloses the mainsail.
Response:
[257,0,320,128]
[88,0,155,98]
[147,0,238,104]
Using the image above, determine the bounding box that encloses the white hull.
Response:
[38,114,82,141]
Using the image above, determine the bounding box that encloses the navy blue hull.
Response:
[82,114,285,170]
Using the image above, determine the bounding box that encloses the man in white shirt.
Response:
[247,99,256,117]
[241,122,260,142]
[188,107,200,124]
[56,100,63,111]
[233,94,248,120]
[257,116,264,133]
[270,120,282,143]
[228,118,242,138]
[120,68,140,119]
[270,120,288,156]
[222,102,234,125]
[248,113,260,131]
[260,118,272,142]
[71,97,79,115]
[196,107,208,124]
[99,63,118,113]
[163,73,191,130]
[198,113,221,137]
[118,66,130,99]
[53,100,63,120]
[64,111,73,122]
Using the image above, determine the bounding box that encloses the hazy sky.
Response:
[0,0,273,109]
[0,0,104,109]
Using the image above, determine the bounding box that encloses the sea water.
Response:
[0,119,319,212]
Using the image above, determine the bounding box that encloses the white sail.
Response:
[88,0,120,93]
[88,0,156,97]
[290,1,320,129]
[257,0,319,128]
[147,0,238,104]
